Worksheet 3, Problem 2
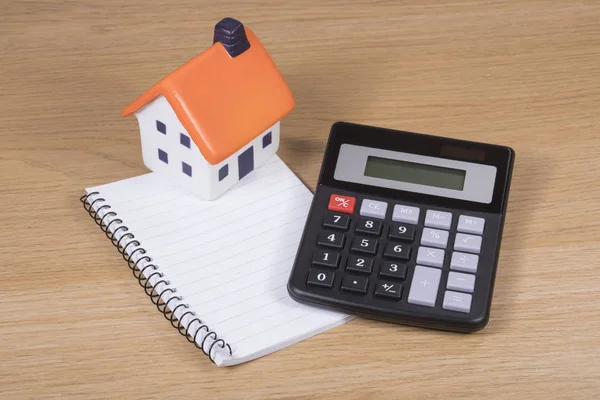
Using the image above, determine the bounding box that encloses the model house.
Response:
[121,18,295,200]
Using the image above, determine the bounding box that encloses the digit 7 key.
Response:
[328,194,356,214]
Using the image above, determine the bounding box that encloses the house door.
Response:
[238,146,254,179]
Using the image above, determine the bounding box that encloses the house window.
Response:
[156,120,166,134]
[182,162,192,177]
[180,133,191,148]
[218,164,228,181]
[158,149,168,163]
[262,131,272,148]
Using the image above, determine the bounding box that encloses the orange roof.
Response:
[122,27,295,165]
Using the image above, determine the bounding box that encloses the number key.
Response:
[388,223,415,242]
[355,218,382,236]
[307,269,335,288]
[323,213,350,231]
[351,236,378,255]
[383,243,411,260]
[318,232,345,249]
[379,261,407,280]
[346,255,373,274]
[312,249,340,268]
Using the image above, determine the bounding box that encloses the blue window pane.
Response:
[158,149,168,163]
[262,131,272,148]
[180,133,191,148]
[182,162,192,177]
[156,120,166,134]
[218,164,228,181]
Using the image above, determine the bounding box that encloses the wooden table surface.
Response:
[2,1,599,399]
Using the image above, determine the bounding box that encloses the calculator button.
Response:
[388,223,416,242]
[424,210,452,230]
[312,249,340,269]
[318,232,345,249]
[374,281,403,299]
[421,227,449,248]
[457,215,485,235]
[355,218,383,236]
[454,233,482,253]
[446,272,476,293]
[407,266,441,307]
[392,204,420,224]
[346,255,374,274]
[379,262,407,280]
[383,243,411,260]
[442,291,472,313]
[351,237,378,255]
[341,275,369,294]
[416,246,445,268]
[323,213,350,231]
[328,194,356,214]
[450,252,479,273]
[359,199,388,219]
[307,269,335,288]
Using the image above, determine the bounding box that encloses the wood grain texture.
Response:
[1,1,599,399]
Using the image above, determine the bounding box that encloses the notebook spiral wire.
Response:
[81,191,232,362]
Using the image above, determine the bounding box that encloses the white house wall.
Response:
[206,121,280,196]
[134,95,281,200]
[135,96,211,198]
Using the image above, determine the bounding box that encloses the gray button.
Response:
[408,266,441,307]
[457,215,485,235]
[443,291,472,313]
[425,210,452,230]
[447,272,475,293]
[454,233,482,253]
[450,252,479,273]
[360,199,388,219]
[416,246,445,268]
[421,227,449,248]
[392,204,420,224]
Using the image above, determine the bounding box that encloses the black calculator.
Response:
[287,122,515,332]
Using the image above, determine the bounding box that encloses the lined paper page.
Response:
[87,156,352,366]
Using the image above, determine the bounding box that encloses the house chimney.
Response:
[213,17,250,58]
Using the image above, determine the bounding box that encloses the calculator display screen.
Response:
[334,144,498,204]
[364,156,466,191]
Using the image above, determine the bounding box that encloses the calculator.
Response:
[287,122,515,332]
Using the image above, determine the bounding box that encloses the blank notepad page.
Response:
[86,156,352,366]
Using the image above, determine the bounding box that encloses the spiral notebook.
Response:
[81,156,352,366]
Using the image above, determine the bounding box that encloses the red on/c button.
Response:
[328,194,356,214]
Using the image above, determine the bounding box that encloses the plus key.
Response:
[327,194,356,214]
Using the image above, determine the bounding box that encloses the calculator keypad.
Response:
[304,195,490,320]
